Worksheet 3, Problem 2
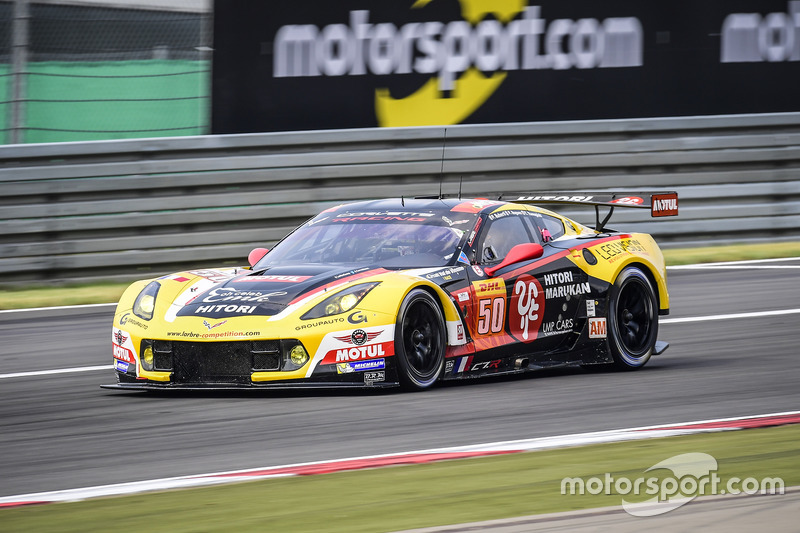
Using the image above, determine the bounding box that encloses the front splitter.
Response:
[100,380,398,391]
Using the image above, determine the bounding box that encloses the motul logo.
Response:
[335,343,386,362]
[651,194,679,217]
[113,343,135,363]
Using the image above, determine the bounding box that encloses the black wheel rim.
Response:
[616,279,653,356]
[402,300,441,375]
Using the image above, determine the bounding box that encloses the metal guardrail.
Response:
[1,112,800,283]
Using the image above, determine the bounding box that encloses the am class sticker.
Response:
[589,317,607,339]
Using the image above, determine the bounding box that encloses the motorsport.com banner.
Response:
[212,0,800,133]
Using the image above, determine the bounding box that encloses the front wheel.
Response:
[607,266,658,370]
[395,289,446,391]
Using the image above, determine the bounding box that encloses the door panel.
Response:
[465,212,588,361]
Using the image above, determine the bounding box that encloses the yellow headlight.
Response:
[339,293,359,312]
[142,345,154,370]
[300,282,380,320]
[289,345,309,367]
[139,294,155,315]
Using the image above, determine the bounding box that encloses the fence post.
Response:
[9,0,30,145]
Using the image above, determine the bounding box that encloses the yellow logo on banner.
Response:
[375,0,525,127]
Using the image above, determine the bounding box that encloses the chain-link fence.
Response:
[1,0,211,144]
[0,2,13,143]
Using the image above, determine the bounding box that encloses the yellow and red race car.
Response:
[103,192,678,391]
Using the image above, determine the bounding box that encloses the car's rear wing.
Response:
[501,192,678,232]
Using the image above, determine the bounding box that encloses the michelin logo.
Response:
[337,358,386,374]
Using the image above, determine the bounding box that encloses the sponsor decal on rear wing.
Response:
[503,192,678,232]
[505,192,678,218]
[649,193,679,217]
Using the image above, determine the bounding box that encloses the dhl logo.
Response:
[476,280,504,292]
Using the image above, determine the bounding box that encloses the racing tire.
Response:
[607,266,658,370]
[395,288,446,391]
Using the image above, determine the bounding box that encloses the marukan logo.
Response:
[114,330,127,345]
[508,275,544,343]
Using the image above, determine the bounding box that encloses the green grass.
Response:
[1,242,799,310]
[1,424,797,532]
[0,282,129,310]
[663,241,800,266]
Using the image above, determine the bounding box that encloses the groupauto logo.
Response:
[273,1,643,127]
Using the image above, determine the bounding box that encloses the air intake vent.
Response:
[171,341,253,384]
[252,340,281,371]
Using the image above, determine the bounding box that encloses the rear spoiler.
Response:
[501,192,678,232]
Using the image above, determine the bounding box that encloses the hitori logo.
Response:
[273,1,644,126]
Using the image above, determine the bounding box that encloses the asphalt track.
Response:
[1,259,799,503]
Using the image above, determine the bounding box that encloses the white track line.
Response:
[1,258,797,316]
[669,265,800,270]
[1,410,797,506]
[0,303,116,314]
[0,257,796,379]
[2,308,798,379]
[668,256,800,270]
[0,365,112,379]
[661,308,800,325]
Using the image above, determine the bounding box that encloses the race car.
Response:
[103,192,678,391]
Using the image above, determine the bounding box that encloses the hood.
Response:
[175,265,379,319]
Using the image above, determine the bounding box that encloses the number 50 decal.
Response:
[471,279,507,338]
[509,275,545,343]
[477,297,505,335]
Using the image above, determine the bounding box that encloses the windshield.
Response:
[256,215,474,269]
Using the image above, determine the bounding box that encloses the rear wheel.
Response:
[395,289,446,390]
[607,266,658,370]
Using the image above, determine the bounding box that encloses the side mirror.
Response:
[483,243,544,277]
[247,247,269,267]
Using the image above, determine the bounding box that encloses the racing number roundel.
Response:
[508,275,545,343]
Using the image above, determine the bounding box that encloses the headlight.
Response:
[301,282,379,320]
[287,344,309,370]
[133,281,160,321]
[141,344,154,371]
